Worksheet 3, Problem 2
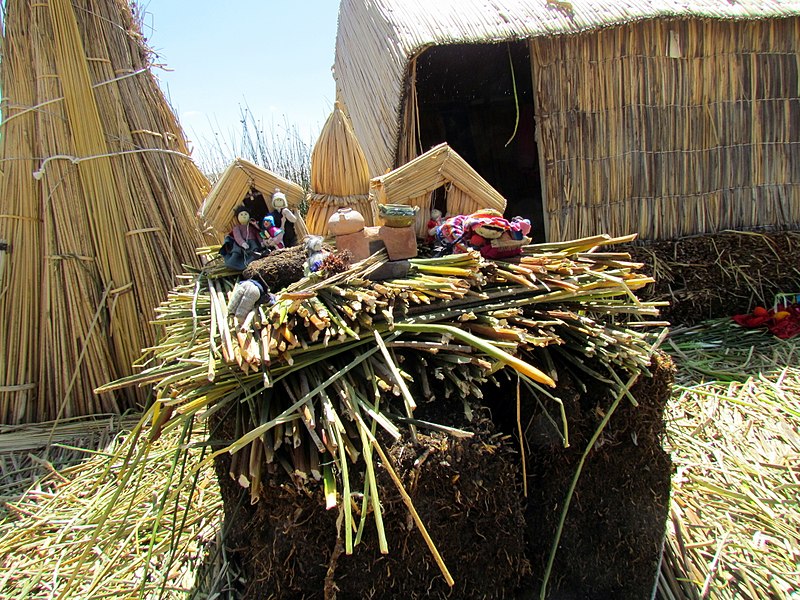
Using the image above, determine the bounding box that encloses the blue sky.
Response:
[140,1,340,152]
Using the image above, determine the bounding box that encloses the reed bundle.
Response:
[94,233,665,583]
[658,320,800,600]
[306,101,375,235]
[0,0,209,424]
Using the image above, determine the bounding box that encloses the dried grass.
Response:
[0,416,226,599]
[658,320,800,600]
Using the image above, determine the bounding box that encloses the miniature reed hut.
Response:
[369,143,507,238]
[305,101,376,235]
[198,158,307,241]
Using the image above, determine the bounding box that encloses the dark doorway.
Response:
[413,42,544,241]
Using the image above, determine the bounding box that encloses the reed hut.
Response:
[369,143,507,237]
[305,101,375,235]
[198,158,306,241]
[334,0,800,242]
[0,0,209,424]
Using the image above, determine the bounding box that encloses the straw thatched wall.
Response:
[533,18,800,240]
[334,0,800,241]
[0,0,209,424]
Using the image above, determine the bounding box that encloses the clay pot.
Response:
[378,203,419,228]
[327,207,365,236]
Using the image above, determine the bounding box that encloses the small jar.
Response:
[327,207,365,236]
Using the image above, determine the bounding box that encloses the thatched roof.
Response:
[199,158,305,240]
[369,143,506,235]
[334,0,800,175]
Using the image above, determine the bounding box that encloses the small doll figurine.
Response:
[261,215,285,249]
[304,235,330,275]
[232,206,261,249]
[509,216,532,240]
[227,278,276,330]
[220,205,263,270]
[270,189,298,247]
[426,208,443,243]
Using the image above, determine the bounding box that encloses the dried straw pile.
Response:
[305,101,375,235]
[0,0,210,424]
[658,321,800,600]
[0,417,225,598]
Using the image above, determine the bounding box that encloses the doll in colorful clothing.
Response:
[261,215,285,250]
[220,205,264,270]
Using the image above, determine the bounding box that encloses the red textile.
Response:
[732,303,800,339]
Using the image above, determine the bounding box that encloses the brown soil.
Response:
[209,352,673,600]
[212,404,529,599]
[243,245,308,291]
[627,230,800,325]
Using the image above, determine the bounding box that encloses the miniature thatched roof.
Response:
[199,158,306,240]
[369,143,506,236]
[334,0,800,175]
[305,101,376,235]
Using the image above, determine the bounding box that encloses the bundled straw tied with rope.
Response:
[305,101,376,235]
[0,0,209,424]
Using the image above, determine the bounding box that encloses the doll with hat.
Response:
[269,188,299,247]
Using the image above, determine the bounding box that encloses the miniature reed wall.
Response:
[531,17,800,241]
[0,0,209,424]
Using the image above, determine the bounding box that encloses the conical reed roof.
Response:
[310,101,370,197]
[306,101,375,235]
[0,0,209,424]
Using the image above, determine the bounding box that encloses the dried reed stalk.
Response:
[0,4,41,424]
[0,0,209,424]
[659,320,800,599]
[0,416,224,598]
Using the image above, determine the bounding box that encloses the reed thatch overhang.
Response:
[199,158,306,241]
[334,0,800,241]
